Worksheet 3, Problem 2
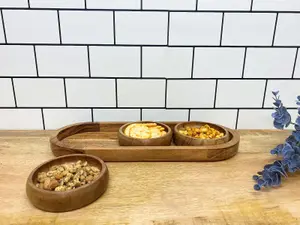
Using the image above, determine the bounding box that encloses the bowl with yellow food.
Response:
[174,121,230,146]
[118,121,172,146]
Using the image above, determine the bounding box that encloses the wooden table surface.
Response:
[0,130,300,225]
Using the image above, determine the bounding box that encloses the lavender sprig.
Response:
[253,92,300,190]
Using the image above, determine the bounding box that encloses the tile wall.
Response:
[0,0,299,129]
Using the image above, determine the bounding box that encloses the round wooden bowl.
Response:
[26,154,109,212]
[174,121,230,146]
[118,121,172,146]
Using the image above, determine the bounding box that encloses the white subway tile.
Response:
[169,12,222,46]
[143,47,193,78]
[143,0,196,10]
[118,79,165,107]
[43,109,91,129]
[115,12,168,45]
[90,46,140,77]
[244,48,296,78]
[87,0,140,9]
[3,10,59,44]
[190,109,237,129]
[0,0,28,8]
[0,46,36,76]
[193,48,244,78]
[142,109,189,121]
[36,46,88,77]
[0,12,5,43]
[216,80,265,108]
[238,109,298,129]
[66,79,115,107]
[264,80,300,108]
[0,109,43,130]
[167,80,215,108]
[222,13,276,46]
[294,52,300,78]
[0,78,15,107]
[275,14,300,46]
[93,109,140,121]
[198,0,251,10]
[14,78,65,107]
[60,11,113,44]
[252,0,300,11]
[30,0,84,8]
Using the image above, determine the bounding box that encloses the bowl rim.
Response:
[118,121,172,140]
[174,121,229,141]
[26,154,108,194]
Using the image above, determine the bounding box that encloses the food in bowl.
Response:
[179,124,224,139]
[124,122,167,139]
[35,160,100,192]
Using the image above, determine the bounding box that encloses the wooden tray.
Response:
[50,122,240,162]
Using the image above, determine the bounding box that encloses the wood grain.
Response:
[26,154,109,212]
[0,130,300,224]
[50,122,239,162]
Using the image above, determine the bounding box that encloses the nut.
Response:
[35,160,100,192]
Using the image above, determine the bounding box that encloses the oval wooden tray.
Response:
[50,122,240,162]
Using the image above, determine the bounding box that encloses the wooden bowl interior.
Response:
[30,155,103,189]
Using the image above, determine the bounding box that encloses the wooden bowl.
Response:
[118,121,172,146]
[26,154,109,212]
[174,121,230,146]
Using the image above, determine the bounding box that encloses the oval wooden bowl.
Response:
[118,121,172,146]
[174,121,230,146]
[26,154,109,212]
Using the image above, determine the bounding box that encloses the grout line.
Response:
[271,13,278,46]
[140,0,143,10]
[292,48,299,78]
[115,79,118,107]
[167,11,170,45]
[235,109,240,129]
[41,108,45,130]
[261,80,268,107]
[33,45,39,77]
[2,43,300,48]
[213,80,218,108]
[57,10,62,44]
[87,46,91,77]
[191,47,195,78]
[0,10,7,44]
[164,79,168,108]
[195,0,198,10]
[3,76,300,80]
[91,108,94,122]
[63,78,68,107]
[241,47,247,78]
[27,0,30,8]
[0,106,297,110]
[113,11,116,45]
[188,109,191,121]
[140,108,142,121]
[1,7,300,13]
[140,47,143,78]
[219,13,225,46]
[11,78,17,107]
[84,0,87,9]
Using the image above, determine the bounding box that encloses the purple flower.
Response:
[292,130,300,142]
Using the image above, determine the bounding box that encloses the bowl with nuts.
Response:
[118,121,172,146]
[26,154,108,212]
[174,121,230,146]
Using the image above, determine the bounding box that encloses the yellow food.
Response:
[179,124,224,139]
[124,123,167,139]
